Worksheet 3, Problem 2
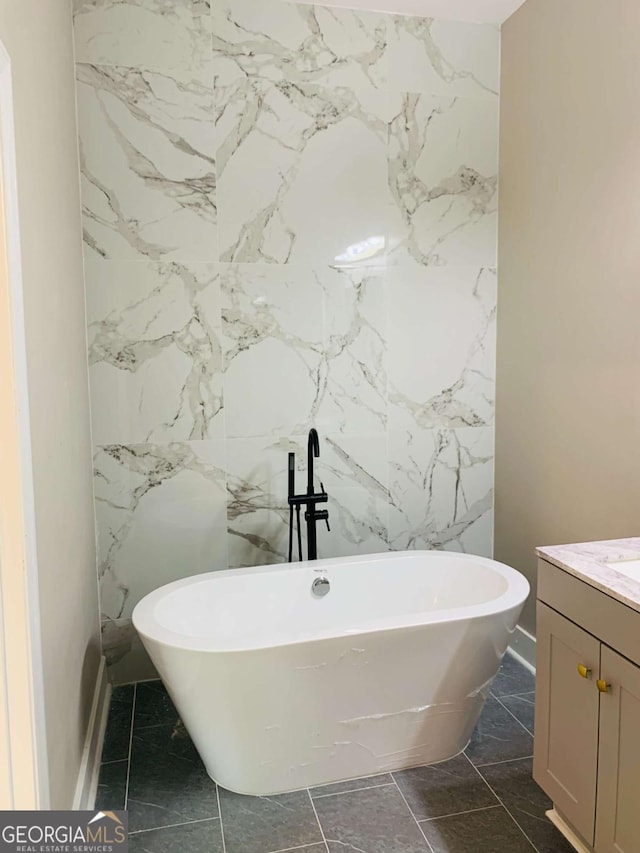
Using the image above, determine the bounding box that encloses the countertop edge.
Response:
[536,540,640,615]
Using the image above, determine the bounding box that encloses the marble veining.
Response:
[221,265,324,436]
[388,16,500,99]
[76,63,216,261]
[212,0,388,92]
[388,426,494,556]
[95,442,228,622]
[217,78,398,265]
[537,538,640,614]
[73,0,213,84]
[389,93,499,267]
[226,433,389,570]
[72,0,501,679]
[221,264,387,437]
[388,266,496,430]
[87,259,223,443]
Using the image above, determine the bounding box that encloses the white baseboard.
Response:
[509,624,536,672]
[546,809,593,853]
[73,656,110,810]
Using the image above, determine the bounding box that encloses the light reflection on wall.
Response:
[333,235,386,267]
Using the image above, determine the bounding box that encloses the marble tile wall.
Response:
[73,0,499,681]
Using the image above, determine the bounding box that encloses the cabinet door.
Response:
[533,602,600,844]
[595,646,640,853]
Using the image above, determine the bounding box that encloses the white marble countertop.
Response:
[537,538,640,614]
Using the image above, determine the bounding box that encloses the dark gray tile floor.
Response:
[96,652,572,852]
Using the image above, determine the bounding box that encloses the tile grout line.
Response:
[475,754,534,769]
[311,781,395,799]
[131,720,179,733]
[495,690,536,700]
[306,788,330,853]
[389,773,436,853]
[123,682,136,810]
[270,843,329,853]
[130,817,221,836]
[462,752,542,853]
[216,784,227,853]
[418,803,503,823]
[493,693,535,737]
[494,698,535,737]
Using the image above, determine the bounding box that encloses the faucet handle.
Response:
[320,483,329,531]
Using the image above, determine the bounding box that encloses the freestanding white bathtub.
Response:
[133,551,529,795]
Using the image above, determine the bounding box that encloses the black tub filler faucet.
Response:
[287,428,330,562]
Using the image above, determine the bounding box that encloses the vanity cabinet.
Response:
[534,559,640,853]
[534,602,600,841]
[595,646,640,853]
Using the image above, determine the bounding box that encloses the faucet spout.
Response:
[287,429,329,562]
[307,428,319,495]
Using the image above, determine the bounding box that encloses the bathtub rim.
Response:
[132,550,530,655]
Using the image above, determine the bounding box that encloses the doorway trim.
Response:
[0,37,50,809]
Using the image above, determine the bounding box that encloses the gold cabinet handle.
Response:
[597,679,611,694]
[577,664,592,679]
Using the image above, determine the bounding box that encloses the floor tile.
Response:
[314,784,431,853]
[102,684,134,762]
[393,754,498,820]
[95,759,128,811]
[129,818,223,853]
[130,819,224,853]
[218,788,323,853]
[421,805,534,852]
[127,722,218,832]
[282,847,326,853]
[500,693,535,734]
[273,848,326,853]
[465,697,534,766]
[491,654,535,697]
[134,681,178,729]
[311,773,393,798]
[480,758,575,853]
